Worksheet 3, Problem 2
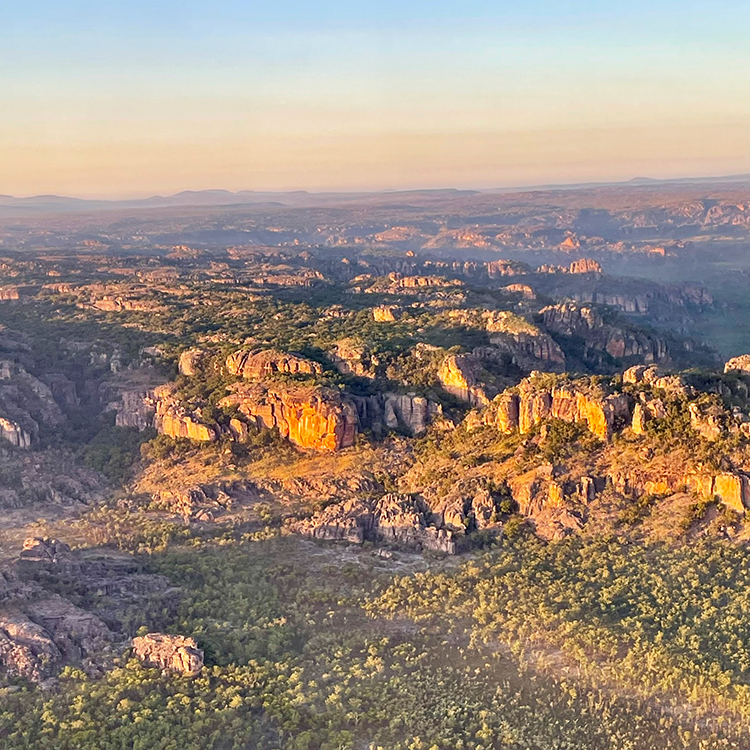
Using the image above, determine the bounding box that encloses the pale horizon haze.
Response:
[3,0,749,198]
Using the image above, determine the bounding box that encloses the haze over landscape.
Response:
[4,3,750,750]
[4,0,750,197]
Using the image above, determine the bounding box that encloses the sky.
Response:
[2,0,749,197]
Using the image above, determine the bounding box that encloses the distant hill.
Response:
[1,176,749,218]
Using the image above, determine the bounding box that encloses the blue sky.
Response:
[2,1,749,196]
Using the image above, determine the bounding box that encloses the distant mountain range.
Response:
[2,175,749,216]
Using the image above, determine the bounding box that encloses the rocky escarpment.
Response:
[446,310,566,372]
[485,374,631,440]
[152,384,216,441]
[438,354,492,407]
[220,384,358,452]
[226,348,323,379]
[294,493,457,554]
[0,359,66,448]
[541,303,670,364]
[132,633,203,677]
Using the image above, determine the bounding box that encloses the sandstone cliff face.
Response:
[153,384,217,442]
[0,286,21,301]
[486,375,631,441]
[437,354,490,407]
[569,258,603,274]
[372,305,400,322]
[541,303,670,364]
[220,384,358,452]
[114,389,156,430]
[226,348,323,379]
[0,416,31,448]
[0,360,65,447]
[686,472,750,514]
[132,633,203,676]
[381,393,440,436]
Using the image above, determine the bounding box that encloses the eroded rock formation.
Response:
[294,493,457,553]
[220,384,358,451]
[132,633,203,676]
[438,354,491,407]
[226,348,323,379]
[153,384,217,442]
[541,303,670,364]
[485,375,631,440]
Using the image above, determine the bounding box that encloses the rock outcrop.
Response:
[113,388,157,430]
[725,355,750,375]
[372,305,400,322]
[437,354,491,407]
[19,537,72,564]
[0,611,61,682]
[447,310,565,371]
[153,384,217,442]
[687,472,750,514]
[178,348,207,376]
[0,416,31,448]
[327,339,379,378]
[294,493,457,553]
[541,303,670,364]
[132,633,203,676]
[485,375,631,441]
[0,360,65,447]
[226,349,323,379]
[220,384,358,451]
[382,393,439,436]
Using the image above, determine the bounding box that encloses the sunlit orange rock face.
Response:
[437,354,490,407]
[220,384,358,452]
[485,376,632,441]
